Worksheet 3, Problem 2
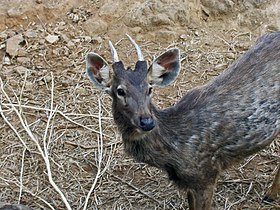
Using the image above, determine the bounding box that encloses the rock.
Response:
[6,34,24,56]
[151,13,171,25]
[180,34,188,40]
[25,31,37,38]
[82,36,91,42]
[124,0,191,28]
[7,30,16,38]
[66,41,75,48]
[38,81,44,86]
[72,39,81,43]
[83,18,108,34]
[3,57,11,65]
[17,56,31,63]
[39,39,46,45]
[60,33,70,42]
[7,7,25,17]
[130,27,142,34]
[0,33,7,39]
[14,66,29,75]
[99,2,121,19]
[200,0,235,15]
[17,48,28,56]
[45,35,60,44]
[155,29,177,40]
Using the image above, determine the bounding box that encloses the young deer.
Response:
[86,33,280,209]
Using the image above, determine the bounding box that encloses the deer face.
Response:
[86,35,180,133]
[110,60,155,132]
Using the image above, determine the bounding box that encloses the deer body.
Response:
[86,33,280,209]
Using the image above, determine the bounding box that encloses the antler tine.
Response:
[109,40,120,63]
[126,34,144,61]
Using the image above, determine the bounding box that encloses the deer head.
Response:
[86,35,180,134]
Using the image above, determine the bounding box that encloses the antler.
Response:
[126,34,144,61]
[109,40,120,63]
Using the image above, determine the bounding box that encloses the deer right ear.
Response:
[86,52,112,94]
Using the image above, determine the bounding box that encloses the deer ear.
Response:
[148,48,180,87]
[86,52,112,93]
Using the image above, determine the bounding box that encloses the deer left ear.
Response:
[148,48,180,87]
[86,52,112,94]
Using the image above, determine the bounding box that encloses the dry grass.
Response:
[0,21,279,210]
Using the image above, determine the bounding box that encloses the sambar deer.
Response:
[86,33,280,209]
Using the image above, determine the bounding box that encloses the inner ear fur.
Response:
[86,52,112,92]
[148,48,180,87]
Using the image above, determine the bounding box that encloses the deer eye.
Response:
[117,88,126,96]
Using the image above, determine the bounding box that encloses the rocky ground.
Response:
[0,0,279,209]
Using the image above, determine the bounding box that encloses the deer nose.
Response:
[139,116,155,131]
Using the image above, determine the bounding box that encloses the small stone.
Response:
[38,81,44,86]
[73,14,80,23]
[151,13,171,25]
[58,21,66,26]
[180,34,188,40]
[66,41,75,48]
[2,68,14,77]
[7,30,16,38]
[3,57,11,65]
[17,49,28,57]
[72,39,81,43]
[25,31,37,38]
[6,34,24,56]
[14,66,29,75]
[39,39,45,45]
[60,33,70,42]
[17,57,31,63]
[83,18,108,34]
[130,27,142,34]
[7,7,25,17]
[52,49,60,56]
[10,80,18,86]
[45,35,60,44]
[0,44,5,49]
[83,36,91,42]
[0,33,7,39]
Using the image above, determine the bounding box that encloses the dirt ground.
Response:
[0,0,279,209]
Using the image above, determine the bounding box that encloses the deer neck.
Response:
[112,103,171,162]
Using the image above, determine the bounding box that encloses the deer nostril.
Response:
[139,117,155,131]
